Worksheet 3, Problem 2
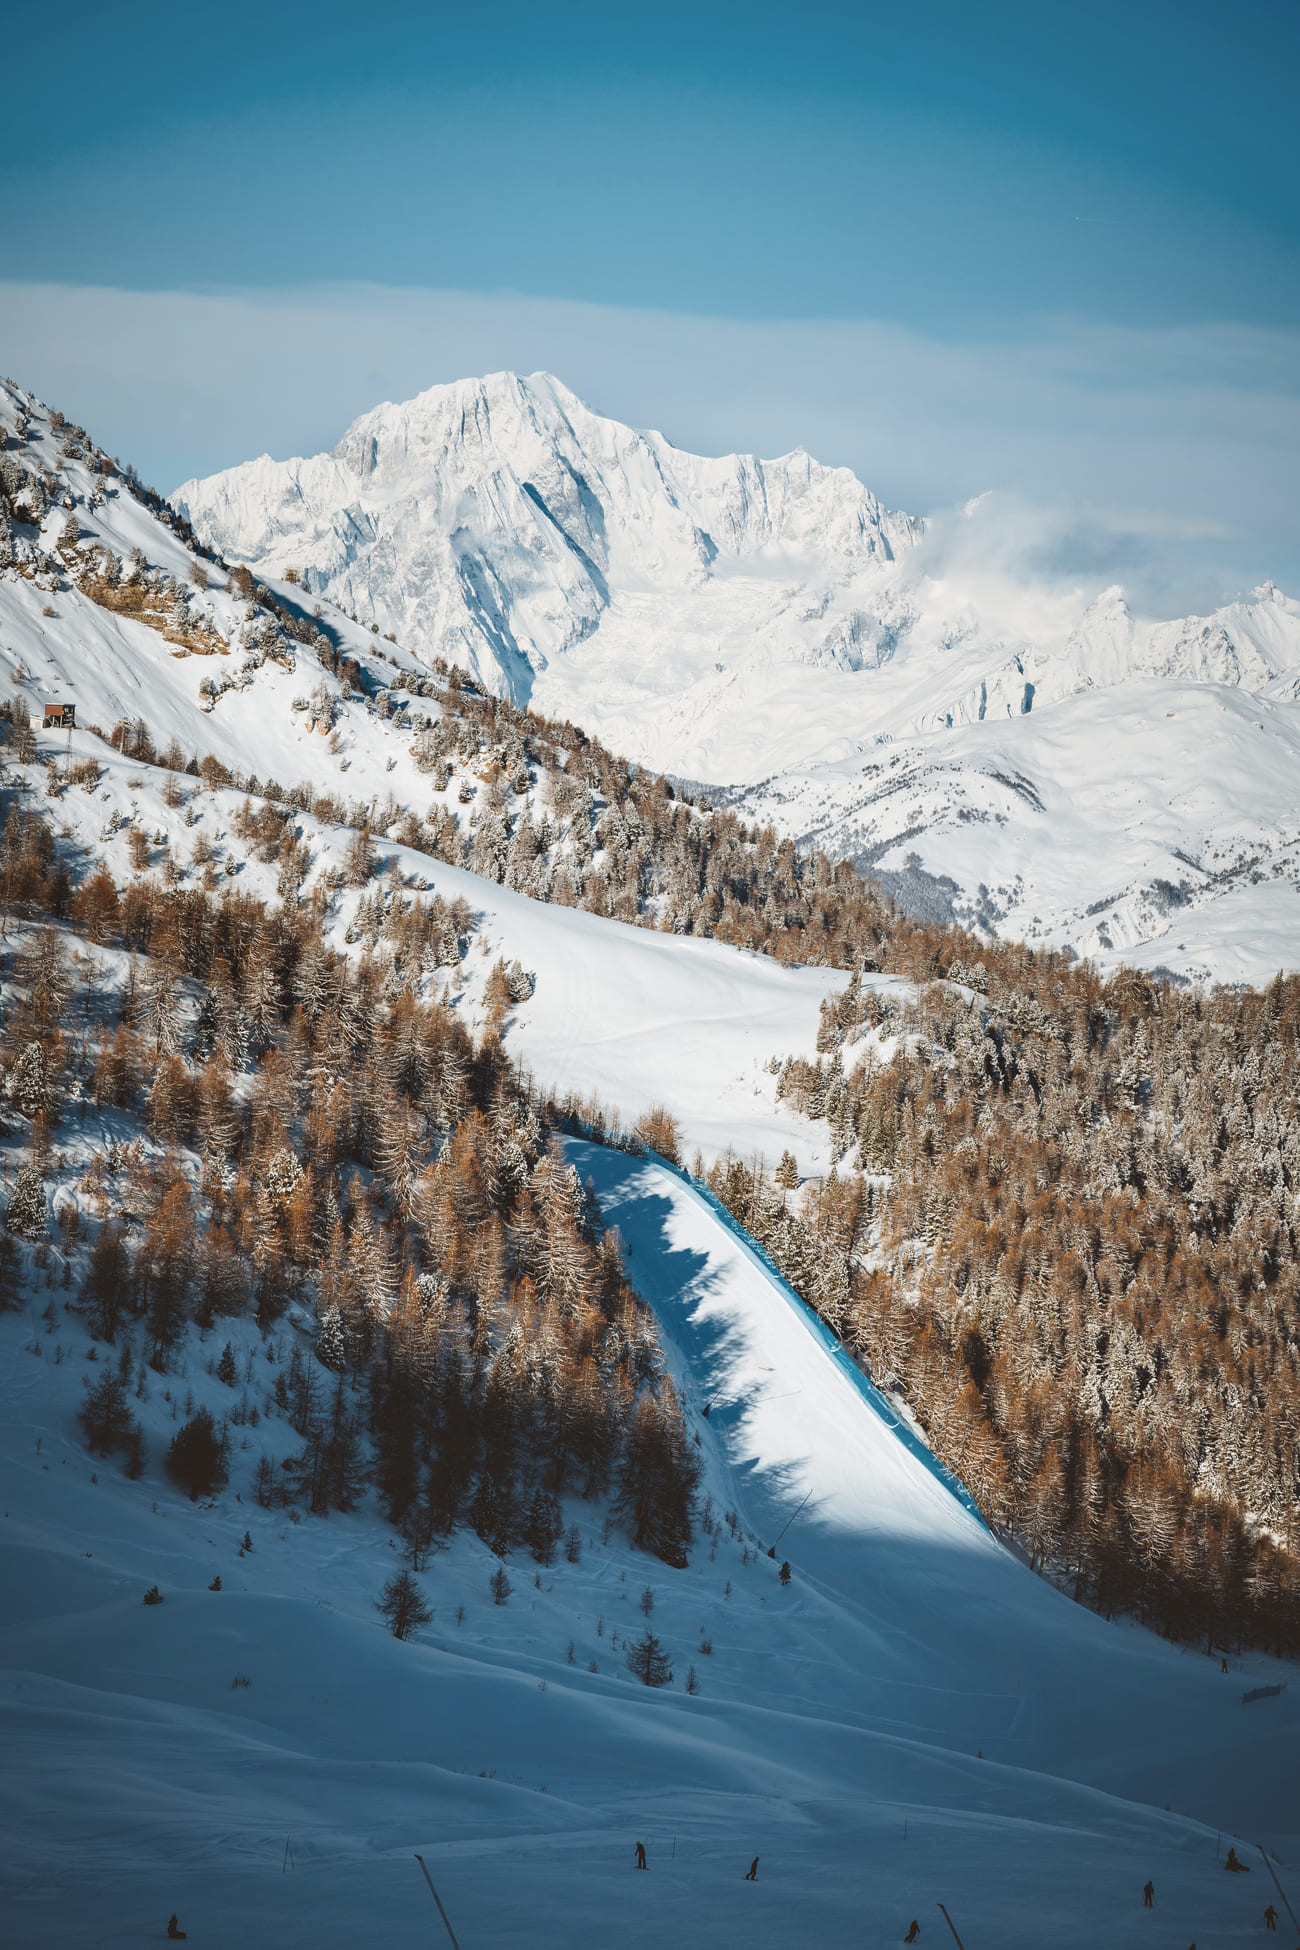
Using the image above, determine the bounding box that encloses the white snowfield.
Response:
[740,676,1300,988]
[2,377,1296,1947]
[11,717,850,1175]
[2,1143,1294,1948]
[450,876,849,1166]
[171,369,1300,980]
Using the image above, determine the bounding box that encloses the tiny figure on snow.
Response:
[1221,1656,1229,1672]
[635,1841,647,1870]
[1143,1880,1155,1907]
[1264,1903,1277,1930]
[745,1857,759,1881]
[1224,1846,1250,1873]
[166,1917,187,1940]
[904,1922,921,1943]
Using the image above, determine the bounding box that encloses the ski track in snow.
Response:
[1,1144,1296,1948]
[2,378,1299,1947]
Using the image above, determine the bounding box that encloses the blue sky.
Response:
[3,0,1297,589]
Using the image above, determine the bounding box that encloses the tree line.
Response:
[736,963,1300,1654]
[0,807,698,1568]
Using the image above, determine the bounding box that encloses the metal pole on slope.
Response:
[1257,1842,1300,1937]
[937,1902,968,1948]
[766,1489,813,1558]
[415,1854,463,1950]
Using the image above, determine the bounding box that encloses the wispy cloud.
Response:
[2,280,1296,595]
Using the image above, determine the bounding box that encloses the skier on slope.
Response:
[1143,1880,1155,1907]
[1224,1847,1250,1873]
[745,1857,759,1881]
[166,1919,187,1941]
[1264,1903,1277,1930]
[904,1922,920,1943]
[635,1840,647,1870]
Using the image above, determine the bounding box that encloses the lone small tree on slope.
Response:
[377,1567,432,1640]
[626,1630,673,1688]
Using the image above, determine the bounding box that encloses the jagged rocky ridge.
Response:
[171,373,1300,981]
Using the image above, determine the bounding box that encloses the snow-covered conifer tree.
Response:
[7,1040,48,1118]
[316,1304,346,1372]
[6,1161,47,1241]
[376,1567,432,1640]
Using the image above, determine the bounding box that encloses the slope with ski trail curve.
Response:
[1,1145,1295,1949]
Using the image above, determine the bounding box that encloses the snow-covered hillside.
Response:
[736,677,1300,987]
[3,374,1299,1950]
[8,721,849,1172]
[3,1143,1294,1948]
[171,371,1300,978]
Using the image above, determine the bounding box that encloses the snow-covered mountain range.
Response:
[174,372,1300,981]
[3,377,1299,1946]
[174,370,923,750]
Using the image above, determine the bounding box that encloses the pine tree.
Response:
[138,962,184,1056]
[0,1232,21,1312]
[289,1375,367,1514]
[523,1486,562,1565]
[6,1162,47,1241]
[376,1566,433,1640]
[83,1220,130,1340]
[633,1104,681,1165]
[489,1565,512,1606]
[165,1407,228,1500]
[470,1472,517,1558]
[142,1180,194,1361]
[316,1304,346,1371]
[625,1629,673,1687]
[343,825,376,887]
[8,1040,48,1117]
[616,1386,699,1566]
[79,1367,143,1461]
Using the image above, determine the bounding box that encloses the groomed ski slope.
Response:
[2,1146,1295,1949]
[393,861,856,1168]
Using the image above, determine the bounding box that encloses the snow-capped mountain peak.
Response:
[173,372,924,708]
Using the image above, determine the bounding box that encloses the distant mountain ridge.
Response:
[173,370,1300,783]
[173,370,923,725]
[168,371,1300,982]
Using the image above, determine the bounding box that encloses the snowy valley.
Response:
[0,370,1298,1949]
